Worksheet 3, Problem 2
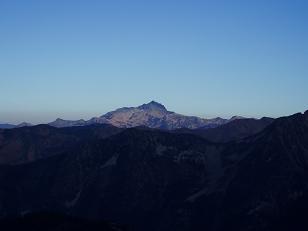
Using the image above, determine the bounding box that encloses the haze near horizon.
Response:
[1,0,308,124]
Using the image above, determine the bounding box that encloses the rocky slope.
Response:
[49,101,232,129]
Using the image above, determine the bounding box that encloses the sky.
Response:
[1,0,308,124]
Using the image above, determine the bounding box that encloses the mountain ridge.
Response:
[49,101,238,129]
[0,109,307,230]
[1,101,250,129]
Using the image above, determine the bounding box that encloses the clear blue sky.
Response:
[1,0,307,124]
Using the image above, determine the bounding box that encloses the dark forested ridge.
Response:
[0,124,122,165]
[0,110,307,230]
[173,116,274,143]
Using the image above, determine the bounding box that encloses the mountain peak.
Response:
[16,122,33,128]
[49,118,86,128]
[55,118,63,121]
[230,116,246,121]
[138,101,167,111]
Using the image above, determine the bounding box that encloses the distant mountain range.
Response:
[0,124,16,129]
[1,104,308,230]
[0,117,274,165]
[48,101,235,129]
[1,101,250,130]
[0,122,32,129]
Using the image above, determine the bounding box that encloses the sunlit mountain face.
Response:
[3,101,245,130]
[48,101,232,129]
[0,108,307,231]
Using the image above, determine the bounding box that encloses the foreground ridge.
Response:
[0,110,307,230]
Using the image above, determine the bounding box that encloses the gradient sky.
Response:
[1,0,308,124]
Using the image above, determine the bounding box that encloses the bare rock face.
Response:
[87,101,228,129]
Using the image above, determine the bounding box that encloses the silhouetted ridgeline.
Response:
[0,110,307,230]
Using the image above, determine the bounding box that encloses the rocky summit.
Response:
[49,101,231,129]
